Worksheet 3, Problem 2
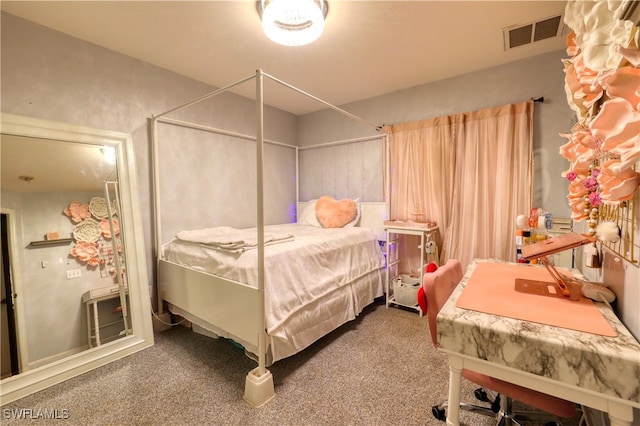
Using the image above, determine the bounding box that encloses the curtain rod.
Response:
[376,97,544,130]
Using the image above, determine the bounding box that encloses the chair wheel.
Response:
[431,405,446,421]
[490,394,501,413]
[474,388,489,402]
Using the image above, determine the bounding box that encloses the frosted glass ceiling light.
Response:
[258,0,328,46]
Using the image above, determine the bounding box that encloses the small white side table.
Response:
[82,285,128,347]
[384,221,439,315]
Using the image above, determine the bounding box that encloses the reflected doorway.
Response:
[1,212,19,379]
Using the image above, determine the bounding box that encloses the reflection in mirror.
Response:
[0,113,153,404]
[1,135,128,377]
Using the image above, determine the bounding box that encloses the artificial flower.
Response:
[590,97,640,173]
[100,218,120,239]
[598,159,640,202]
[599,66,640,109]
[565,0,636,71]
[615,44,640,67]
[588,192,602,207]
[565,171,578,181]
[63,201,91,223]
[584,176,599,192]
[72,218,101,243]
[89,197,109,219]
[70,241,99,264]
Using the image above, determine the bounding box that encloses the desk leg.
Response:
[85,303,92,348]
[92,301,101,346]
[608,400,633,426]
[446,357,463,426]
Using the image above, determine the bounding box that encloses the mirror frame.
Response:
[0,113,153,404]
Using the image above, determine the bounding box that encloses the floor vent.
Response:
[504,13,565,50]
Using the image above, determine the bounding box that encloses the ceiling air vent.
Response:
[503,13,565,50]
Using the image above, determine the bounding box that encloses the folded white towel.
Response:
[176,227,294,253]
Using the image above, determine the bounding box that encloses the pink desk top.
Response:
[456,262,616,337]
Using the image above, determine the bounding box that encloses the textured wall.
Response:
[298,50,640,339]
[298,50,575,219]
[0,12,298,366]
[298,139,385,202]
[0,12,298,283]
[2,11,637,344]
[2,189,119,366]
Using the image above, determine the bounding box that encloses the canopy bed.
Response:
[150,70,389,406]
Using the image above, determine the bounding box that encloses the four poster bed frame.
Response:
[150,70,390,406]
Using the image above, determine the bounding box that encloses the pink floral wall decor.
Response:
[64,197,124,276]
[63,201,91,223]
[560,1,639,238]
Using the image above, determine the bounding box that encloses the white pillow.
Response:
[297,200,321,226]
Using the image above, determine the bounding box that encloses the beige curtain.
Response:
[387,101,533,272]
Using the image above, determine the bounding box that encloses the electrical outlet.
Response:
[66,269,82,279]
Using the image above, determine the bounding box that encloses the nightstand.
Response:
[383,221,439,315]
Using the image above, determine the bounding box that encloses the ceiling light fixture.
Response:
[257,0,329,46]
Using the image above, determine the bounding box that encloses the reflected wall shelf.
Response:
[28,238,73,248]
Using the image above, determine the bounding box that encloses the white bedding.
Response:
[175,226,294,253]
[162,223,386,334]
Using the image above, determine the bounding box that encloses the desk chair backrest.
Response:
[422,259,463,347]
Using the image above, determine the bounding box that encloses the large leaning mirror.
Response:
[0,113,153,404]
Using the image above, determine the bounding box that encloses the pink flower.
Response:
[63,201,91,223]
[598,159,640,202]
[591,168,600,179]
[584,176,599,192]
[566,171,578,181]
[70,241,99,264]
[100,218,120,239]
[588,192,602,207]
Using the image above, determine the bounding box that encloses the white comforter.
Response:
[162,223,385,333]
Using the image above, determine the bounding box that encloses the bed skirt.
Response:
[167,267,383,364]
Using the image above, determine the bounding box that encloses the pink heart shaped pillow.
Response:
[315,196,357,228]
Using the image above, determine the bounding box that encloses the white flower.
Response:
[89,197,109,219]
[73,218,101,243]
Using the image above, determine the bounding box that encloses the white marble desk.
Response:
[437,259,640,426]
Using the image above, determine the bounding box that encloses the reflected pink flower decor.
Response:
[63,201,91,223]
[100,218,120,239]
[70,241,100,266]
[65,197,123,272]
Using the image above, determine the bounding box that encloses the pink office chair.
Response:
[421,259,577,425]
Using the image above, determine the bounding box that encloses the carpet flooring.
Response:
[1,299,584,425]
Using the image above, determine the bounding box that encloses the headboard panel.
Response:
[296,201,389,241]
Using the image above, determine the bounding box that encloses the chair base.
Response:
[431,388,573,426]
